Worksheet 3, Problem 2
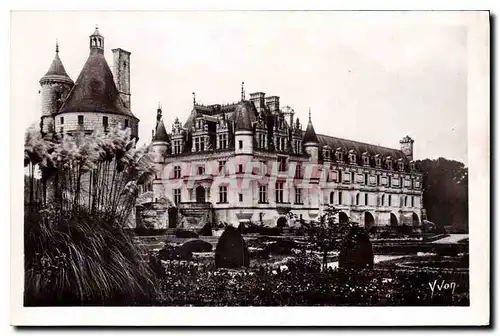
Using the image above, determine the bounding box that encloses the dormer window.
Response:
[348,150,357,164]
[323,146,331,161]
[362,152,370,166]
[375,155,381,168]
[409,161,416,171]
[336,148,343,163]
[386,156,393,170]
[398,160,405,171]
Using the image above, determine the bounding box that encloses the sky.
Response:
[12,11,468,164]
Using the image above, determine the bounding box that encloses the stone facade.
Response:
[148,89,424,230]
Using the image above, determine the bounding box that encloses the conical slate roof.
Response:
[39,48,73,85]
[57,51,137,118]
[153,119,169,142]
[303,118,319,144]
[233,100,257,131]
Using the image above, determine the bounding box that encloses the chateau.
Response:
[150,87,424,230]
[38,27,424,231]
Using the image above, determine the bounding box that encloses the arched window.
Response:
[381,194,385,206]
[330,191,335,205]
[355,193,360,205]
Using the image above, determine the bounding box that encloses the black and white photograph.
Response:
[10,9,489,326]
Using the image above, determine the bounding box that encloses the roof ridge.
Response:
[316,133,404,154]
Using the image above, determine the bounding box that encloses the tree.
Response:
[417,158,468,233]
[306,206,354,270]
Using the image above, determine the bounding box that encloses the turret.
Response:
[89,25,104,55]
[234,99,256,155]
[303,109,319,162]
[39,41,74,137]
[151,103,169,162]
[400,135,414,161]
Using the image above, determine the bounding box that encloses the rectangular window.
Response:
[103,116,108,129]
[219,186,228,203]
[218,160,226,174]
[411,196,415,207]
[78,115,84,125]
[124,119,129,128]
[388,194,392,206]
[173,166,181,179]
[173,189,181,205]
[338,191,343,205]
[388,176,392,187]
[400,177,403,188]
[351,172,355,184]
[60,127,63,134]
[364,173,369,185]
[60,116,64,125]
[259,185,268,203]
[278,156,287,172]
[365,193,368,206]
[377,175,381,186]
[239,194,243,202]
[338,170,342,183]
[194,137,200,152]
[218,134,228,149]
[275,181,284,203]
[200,138,205,151]
[295,187,303,204]
[173,140,181,155]
[295,164,303,178]
[198,166,205,175]
[238,164,243,173]
[239,140,243,149]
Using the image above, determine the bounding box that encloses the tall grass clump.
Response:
[24,126,161,306]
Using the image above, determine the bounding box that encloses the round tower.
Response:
[303,110,319,163]
[39,41,74,136]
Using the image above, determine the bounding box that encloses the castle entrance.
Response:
[195,186,206,203]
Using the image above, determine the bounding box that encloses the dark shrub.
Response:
[264,239,299,255]
[158,244,193,261]
[181,239,212,253]
[249,247,269,260]
[215,226,250,269]
[199,223,213,236]
[134,227,167,236]
[379,231,391,239]
[286,251,321,274]
[398,224,413,236]
[276,217,288,228]
[259,226,281,236]
[436,244,460,257]
[175,229,199,238]
[238,222,246,234]
[339,226,374,269]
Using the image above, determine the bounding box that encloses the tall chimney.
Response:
[112,48,131,110]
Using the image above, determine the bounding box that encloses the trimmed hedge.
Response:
[175,229,199,238]
[215,226,250,269]
[339,226,374,269]
[199,223,213,236]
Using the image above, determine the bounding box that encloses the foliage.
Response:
[338,226,374,269]
[199,222,213,236]
[215,226,250,269]
[24,126,159,306]
[417,158,468,233]
[156,261,469,306]
[181,239,213,253]
[175,229,199,238]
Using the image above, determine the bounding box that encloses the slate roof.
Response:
[153,119,169,142]
[40,50,73,85]
[303,120,319,144]
[316,133,408,162]
[233,100,258,131]
[57,51,137,119]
